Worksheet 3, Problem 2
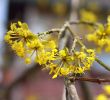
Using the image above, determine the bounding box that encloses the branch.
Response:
[66,83,80,100]
[37,20,98,37]
[64,78,80,100]
[69,20,98,27]
[37,22,110,72]
[37,28,60,36]
[69,77,110,84]
[64,22,110,72]
[95,57,110,71]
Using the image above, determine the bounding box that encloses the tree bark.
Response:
[62,0,80,100]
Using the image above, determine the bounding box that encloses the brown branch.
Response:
[69,77,110,84]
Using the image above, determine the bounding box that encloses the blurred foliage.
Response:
[96,85,110,100]
[79,9,97,23]
[36,0,71,17]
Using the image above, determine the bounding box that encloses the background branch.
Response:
[69,20,98,27]
[69,77,110,84]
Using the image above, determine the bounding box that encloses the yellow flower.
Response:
[48,40,56,49]
[86,49,95,58]
[96,94,107,100]
[27,39,44,50]
[4,21,36,44]
[105,15,110,34]
[75,52,86,59]
[73,67,85,74]
[96,85,110,100]
[52,74,58,79]
[46,48,95,78]
[48,63,57,74]
[47,49,72,78]
[4,35,12,44]
[60,67,70,76]
[52,63,63,79]
[73,49,95,72]
[35,50,55,65]
[5,21,96,79]
[25,57,31,64]
[59,49,67,57]
[80,9,97,22]
[47,48,95,78]
[87,16,110,53]
[86,34,97,42]
[103,85,110,95]
[11,41,25,57]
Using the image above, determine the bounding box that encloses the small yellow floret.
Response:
[60,67,70,76]
[96,94,107,100]
[103,85,110,95]
[25,58,31,64]
[11,41,25,57]
[52,74,58,79]
[59,49,66,57]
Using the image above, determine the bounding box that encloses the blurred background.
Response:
[0,0,110,100]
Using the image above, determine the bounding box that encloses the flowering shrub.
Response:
[4,13,110,100]
[87,16,110,52]
[4,21,96,79]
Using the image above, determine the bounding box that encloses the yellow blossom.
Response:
[25,57,31,64]
[60,67,70,76]
[96,85,110,100]
[11,41,25,57]
[80,9,97,22]
[35,50,55,65]
[103,85,110,95]
[72,49,95,72]
[47,48,95,78]
[59,49,67,57]
[87,16,110,53]
[52,62,63,79]
[48,40,57,49]
[4,21,36,44]
[52,74,58,79]
[26,39,44,50]
[96,94,107,100]
[4,21,96,79]
[73,67,85,74]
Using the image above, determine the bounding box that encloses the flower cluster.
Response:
[87,16,110,52]
[96,85,110,100]
[4,21,56,61]
[48,48,95,79]
[5,21,95,79]
[80,9,97,23]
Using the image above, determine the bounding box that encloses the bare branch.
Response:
[69,20,98,27]
[95,57,110,71]
[69,77,110,84]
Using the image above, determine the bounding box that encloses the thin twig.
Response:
[65,22,110,72]
[69,77,110,84]
[37,28,60,36]
[69,20,98,27]
[95,57,110,71]
[37,20,98,37]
